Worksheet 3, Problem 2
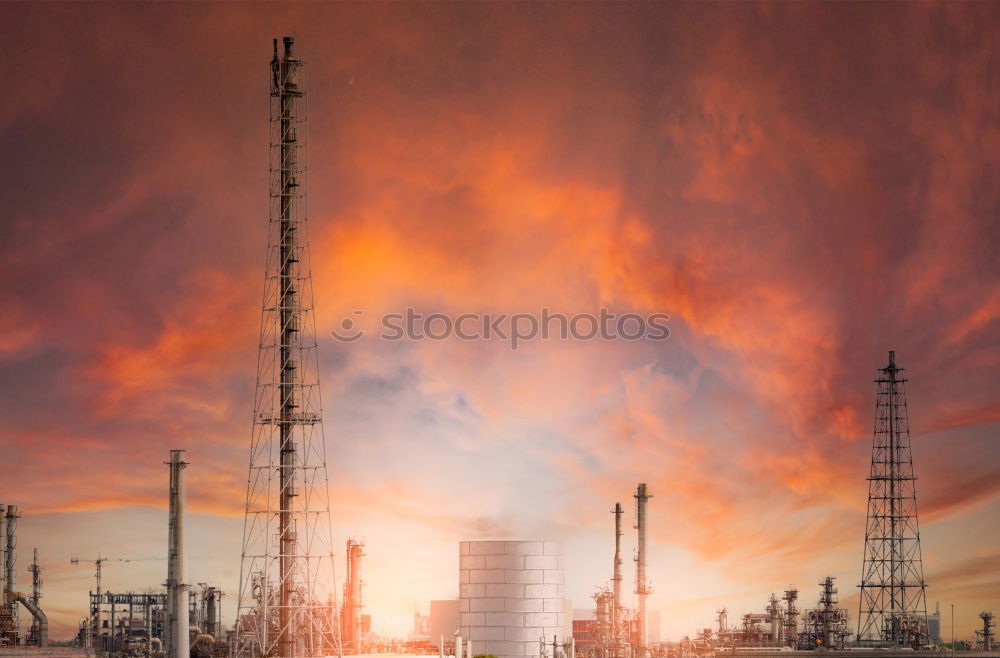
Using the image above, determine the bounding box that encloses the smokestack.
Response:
[634,484,651,658]
[166,451,189,658]
[5,505,18,614]
[612,502,623,656]
[0,505,6,598]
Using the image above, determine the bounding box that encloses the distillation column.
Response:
[634,484,651,658]
[342,539,365,651]
[783,587,799,648]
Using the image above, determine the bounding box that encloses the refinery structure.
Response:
[0,34,997,658]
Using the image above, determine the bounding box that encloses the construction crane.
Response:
[70,555,110,600]
[70,555,111,648]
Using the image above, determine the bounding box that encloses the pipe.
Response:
[167,451,189,658]
[13,591,48,647]
[191,633,216,651]
[151,637,163,654]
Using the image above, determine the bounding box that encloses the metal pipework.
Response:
[634,484,651,658]
[13,591,47,646]
[166,450,189,658]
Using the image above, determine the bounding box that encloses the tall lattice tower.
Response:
[234,37,339,658]
[857,351,928,648]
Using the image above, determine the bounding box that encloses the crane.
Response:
[70,555,110,599]
[70,555,112,648]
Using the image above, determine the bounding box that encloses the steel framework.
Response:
[857,351,928,647]
[234,37,339,658]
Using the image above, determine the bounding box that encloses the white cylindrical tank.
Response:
[459,540,565,658]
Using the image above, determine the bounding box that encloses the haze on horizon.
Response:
[0,1,998,644]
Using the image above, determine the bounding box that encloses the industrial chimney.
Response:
[5,505,17,615]
[634,484,652,658]
[0,505,6,601]
[612,502,623,657]
[166,451,189,658]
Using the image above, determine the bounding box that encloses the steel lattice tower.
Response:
[234,37,339,658]
[857,351,928,648]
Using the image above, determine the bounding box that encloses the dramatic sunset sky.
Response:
[1,1,998,643]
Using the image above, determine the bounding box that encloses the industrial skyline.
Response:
[0,1,998,648]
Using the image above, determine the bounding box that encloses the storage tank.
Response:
[459,540,565,658]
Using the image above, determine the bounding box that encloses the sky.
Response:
[0,0,998,644]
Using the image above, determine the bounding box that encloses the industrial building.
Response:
[431,599,461,646]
